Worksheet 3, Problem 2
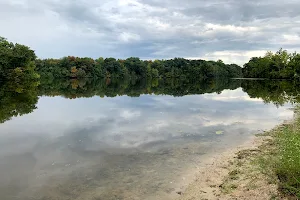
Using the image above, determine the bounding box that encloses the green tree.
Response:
[243,48,300,79]
[0,37,39,81]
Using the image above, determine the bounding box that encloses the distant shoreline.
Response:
[232,77,267,80]
[232,77,294,80]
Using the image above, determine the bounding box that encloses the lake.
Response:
[0,78,296,200]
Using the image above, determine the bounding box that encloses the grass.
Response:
[256,107,300,199]
[274,121,300,198]
[217,107,300,199]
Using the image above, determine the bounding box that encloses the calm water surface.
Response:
[0,79,294,200]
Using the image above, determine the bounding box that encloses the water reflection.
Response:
[0,78,297,200]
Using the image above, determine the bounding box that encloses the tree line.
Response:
[243,48,300,79]
[35,57,242,79]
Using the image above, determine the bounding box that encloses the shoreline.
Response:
[176,118,296,200]
[176,136,273,200]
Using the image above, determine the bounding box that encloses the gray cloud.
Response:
[0,0,300,64]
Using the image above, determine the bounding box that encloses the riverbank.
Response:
[177,108,300,200]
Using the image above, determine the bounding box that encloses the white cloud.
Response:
[119,32,141,42]
[202,23,260,37]
[281,34,300,45]
[120,110,141,119]
[201,50,269,65]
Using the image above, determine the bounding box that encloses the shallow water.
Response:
[0,79,295,200]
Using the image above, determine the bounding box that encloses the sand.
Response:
[176,135,285,200]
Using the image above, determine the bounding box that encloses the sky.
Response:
[1,0,300,65]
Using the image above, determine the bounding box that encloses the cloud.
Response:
[120,110,141,119]
[200,50,268,65]
[1,0,300,64]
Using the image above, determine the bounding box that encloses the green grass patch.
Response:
[218,108,300,198]
[250,108,300,199]
[275,122,300,198]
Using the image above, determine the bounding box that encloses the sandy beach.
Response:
[176,135,284,200]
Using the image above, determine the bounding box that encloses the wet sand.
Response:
[177,135,284,200]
